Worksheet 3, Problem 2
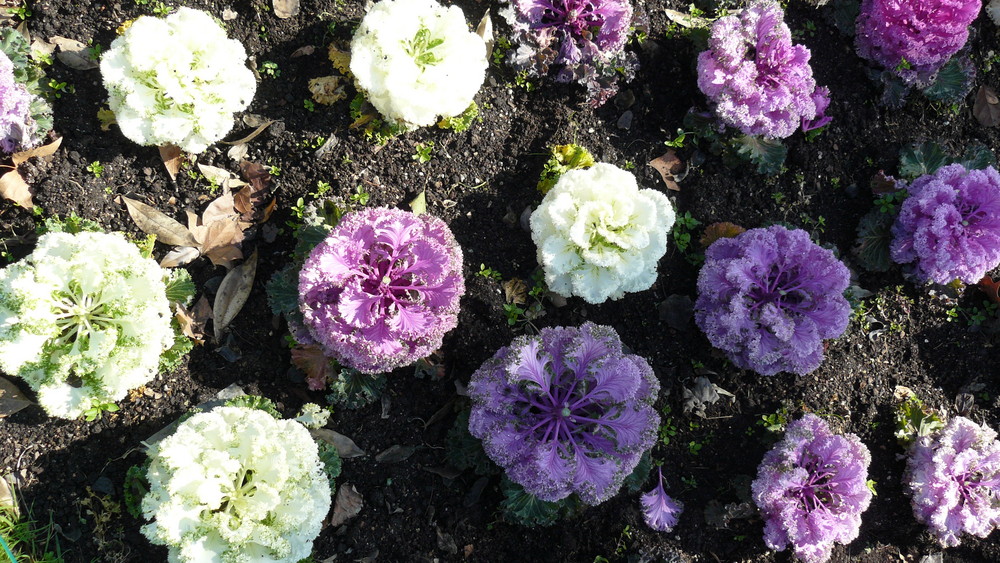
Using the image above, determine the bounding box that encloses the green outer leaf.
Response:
[954,144,997,171]
[123,463,150,519]
[732,135,787,176]
[445,409,501,476]
[921,56,975,103]
[500,477,581,527]
[622,451,652,493]
[325,369,386,410]
[38,213,102,235]
[266,263,301,317]
[317,440,342,491]
[224,395,282,419]
[853,208,895,273]
[164,269,195,306]
[898,141,950,179]
[158,319,193,374]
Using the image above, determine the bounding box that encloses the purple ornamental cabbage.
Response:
[641,467,683,532]
[855,0,980,87]
[904,416,1000,547]
[752,414,873,563]
[0,50,36,154]
[468,322,659,504]
[503,0,638,107]
[696,1,830,139]
[890,163,1000,285]
[298,207,464,374]
[695,225,851,376]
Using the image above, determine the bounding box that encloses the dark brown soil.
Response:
[2,1,1000,562]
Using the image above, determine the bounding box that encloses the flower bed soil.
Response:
[2,0,1000,562]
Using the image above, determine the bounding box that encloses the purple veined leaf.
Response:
[641,468,683,532]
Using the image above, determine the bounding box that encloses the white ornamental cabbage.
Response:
[530,163,676,304]
[350,0,487,129]
[100,7,257,153]
[0,231,174,419]
[141,406,331,563]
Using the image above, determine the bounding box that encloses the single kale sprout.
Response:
[696,0,830,139]
[641,467,683,532]
[0,232,177,419]
[468,322,659,505]
[694,225,851,376]
[0,50,38,153]
[298,207,464,374]
[530,163,675,304]
[141,406,331,562]
[350,0,487,129]
[890,163,1000,285]
[752,414,873,563]
[502,0,639,107]
[904,416,1000,547]
[100,7,257,153]
[855,0,980,87]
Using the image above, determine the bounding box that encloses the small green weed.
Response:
[86,161,105,178]
[476,264,502,281]
[412,141,434,163]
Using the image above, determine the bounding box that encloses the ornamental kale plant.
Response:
[752,414,873,563]
[298,207,464,374]
[0,28,51,153]
[502,0,640,107]
[141,406,332,562]
[530,163,675,304]
[890,163,1000,285]
[350,0,488,129]
[468,322,659,505]
[641,467,683,532]
[695,225,851,376]
[855,0,979,88]
[0,232,178,419]
[904,416,1000,547]
[101,7,257,153]
[696,0,830,139]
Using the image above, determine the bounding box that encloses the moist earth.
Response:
[2,1,1000,562]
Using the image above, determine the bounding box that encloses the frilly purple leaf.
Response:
[696,1,829,139]
[641,468,683,532]
[0,50,37,154]
[890,163,1000,285]
[468,323,659,505]
[694,225,851,376]
[298,207,464,374]
[752,414,873,563]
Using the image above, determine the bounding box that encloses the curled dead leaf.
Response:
[648,150,686,191]
[160,246,201,268]
[329,484,363,527]
[213,250,258,341]
[502,278,527,305]
[122,196,199,247]
[973,85,1000,128]
[220,120,276,146]
[175,296,212,345]
[476,12,494,60]
[12,136,62,166]
[158,145,183,182]
[273,0,300,18]
[308,76,346,105]
[699,222,746,249]
[311,428,366,459]
[0,169,33,209]
[48,35,99,70]
[0,376,31,418]
[328,45,352,75]
[290,45,315,58]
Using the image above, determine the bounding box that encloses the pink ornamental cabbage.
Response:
[696,1,830,139]
[752,414,873,563]
[468,323,659,505]
[0,50,35,154]
[905,416,1000,547]
[298,207,464,374]
[890,164,1000,285]
[694,225,851,376]
[503,0,637,107]
[641,468,683,532]
[856,0,980,87]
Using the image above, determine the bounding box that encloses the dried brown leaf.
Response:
[175,296,211,344]
[329,484,363,527]
[664,8,711,28]
[978,275,1000,304]
[48,35,98,70]
[973,85,1000,127]
[308,76,346,105]
[227,143,249,161]
[476,12,494,60]
[30,38,56,59]
[222,7,238,20]
[12,136,62,166]
[204,244,244,269]
[262,198,277,222]
[220,121,276,145]
[0,376,31,418]
[870,171,899,195]
[699,222,746,249]
[328,45,352,75]
[502,278,527,305]
[159,246,201,268]
[375,445,416,464]
[158,145,183,181]
[0,170,33,209]
[0,473,15,514]
[200,192,238,225]
[310,428,367,459]
[197,163,236,186]
[213,250,257,340]
[273,0,300,18]
[648,150,685,191]
[290,45,315,58]
[122,196,199,247]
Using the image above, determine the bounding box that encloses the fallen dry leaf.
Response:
[503,278,527,305]
[237,160,273,223]
[664,8,712,28]
[311,428,367,459]
[222,7,238,20]
[476,12,494,60]
[30,37,56,59]
[227,143,249,161]
[648,150,686,191]
[291,345,334,390]
[213,250,258,341]
[158,145,183,182]
[97,108,117,131]
[0,473,15,514]
[175,296,212,345]
[0,169,33,209]
[220,120,275,145]
[48,35,99,70]
[329,484,363,527]
[12,136,62,166]
[159,246,201,268]
[699,222,746,249]
[290,45,315,58]
[308,76,346,105]
[870,171,899,195]
[973,85,1000,127]
[328,45,352,75]
[978,275,1000,304]
[122,196,199,247]
[273,0,300,18]
[0,376,31,418]
[375,445,416,464]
